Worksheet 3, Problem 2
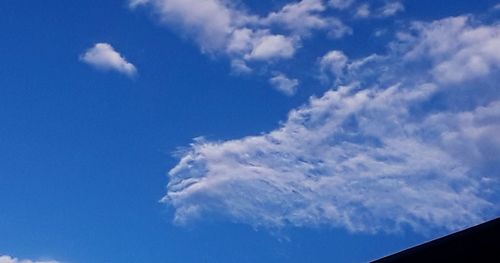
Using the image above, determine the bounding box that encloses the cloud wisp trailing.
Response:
[269,73,299,96]
[0,255,59,263]
[163,14,500,234]
[80,43,137,77]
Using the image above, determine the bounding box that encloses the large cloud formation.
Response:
[163,15,500,233]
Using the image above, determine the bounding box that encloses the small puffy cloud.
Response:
[230,59,252,74]
[0,255,59,263]
[80,43,137,77]
[142,0,235,51]
[245,35,296,61]
[320,50,349,77]
[226,28,254,54]
[227,29,298,62]
[355,3,371,18]
[263,0,328,34]
[269,73,299,96]
[262,0,352,39]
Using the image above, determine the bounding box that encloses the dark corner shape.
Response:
[372,217,500,262]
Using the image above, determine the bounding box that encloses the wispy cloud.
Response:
[0,255,59,263]
[354,3,371,18]
[379,1,405,17]
[320,50,349,79]
[163,14,500,233]
[329,0,355,10]
[354,1,404,19]
[80,43,137,77]
[269,73,299,96]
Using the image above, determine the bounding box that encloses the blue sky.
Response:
[1,0,500,262]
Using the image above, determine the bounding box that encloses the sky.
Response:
[1,0,500,262]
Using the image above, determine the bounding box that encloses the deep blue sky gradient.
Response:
[1,1,498,262]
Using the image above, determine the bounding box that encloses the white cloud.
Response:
[262,0,352,39]
[327,19,353,39]
[269,73,299,96]
[165,82,493,232]
[230,59,252,74]
[320,50,349,78]
[355,3,370,18]
[494,3,500,10]
[143,0,236,52]
[245,35,296,60]
[0,255,59,263]
[379,1,404,17]
[130,0,356,87]
[423,101,500,165]
[263,0,328,34]
[402,16,500,84]
[355,1,404,19]
[131,0,278,57]
[80,43,137,77]
[163,14,500,233]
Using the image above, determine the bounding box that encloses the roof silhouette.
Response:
[372,217,500,262]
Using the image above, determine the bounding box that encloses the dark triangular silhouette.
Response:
[372,217,500,262]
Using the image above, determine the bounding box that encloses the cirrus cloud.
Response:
[0,255,59,263]
[163,14,500,234]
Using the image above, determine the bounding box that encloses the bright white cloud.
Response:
[245,35,296,60]
[269,73,299,96]
[261,0,351,38]
[0,255,59,263]
[165,82,494,232]
[80,43,137,77]
[402,16,500,84]
[423,101,500,165]
[163,14,500,233]
[144,0,235,51]
[263,0,328,34]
